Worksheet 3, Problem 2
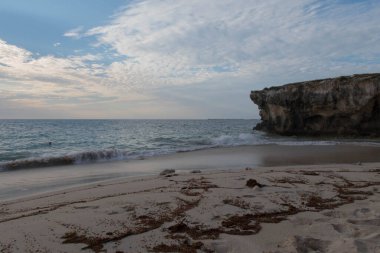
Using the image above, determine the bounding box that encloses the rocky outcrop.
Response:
[251,74,380,136]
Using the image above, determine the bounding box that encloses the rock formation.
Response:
[251,73,380,136]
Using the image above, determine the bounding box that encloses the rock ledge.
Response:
[250,73,380,136]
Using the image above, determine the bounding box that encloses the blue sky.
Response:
[0,0,127,56]
[0,0,379,119]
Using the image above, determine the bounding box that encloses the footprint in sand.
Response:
[355,240,369,253]
[353,208,372,218]
[294,236,330,253]
[331,223,359,237]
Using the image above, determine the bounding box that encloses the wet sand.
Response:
[1,144,380,201]
[0,144,380,252]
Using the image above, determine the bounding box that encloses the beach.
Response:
[0,145,380,253]
[1,144,380,201]
[1,0,380,252]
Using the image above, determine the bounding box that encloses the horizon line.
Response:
[0,118,260,120]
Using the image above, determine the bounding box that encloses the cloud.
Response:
[53,42,61,47]
[0,39,116,104]
[86,0,380,89]
[0,38,163,118]
[2,0,380,118]
[64,26,84,39]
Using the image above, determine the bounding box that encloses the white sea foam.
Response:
[211,132,380,147]
[211,133,261,146]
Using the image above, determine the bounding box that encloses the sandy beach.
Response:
[1,144,380,201]
[1,0,380,252]
[0,155,379,252]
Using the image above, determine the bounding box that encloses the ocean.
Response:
[1,119,380,200]
[1,119,380,171]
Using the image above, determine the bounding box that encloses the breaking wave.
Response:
[0,149,130,170]
[1,131,379,171]
[211,133,261,146]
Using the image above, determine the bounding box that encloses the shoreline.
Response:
[0,162,379,252]
[2,137,380,171]
[3,161,379,204]
[1,144,380,201]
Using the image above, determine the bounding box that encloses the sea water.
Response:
[0,119,379,170]
[1,119,380,200]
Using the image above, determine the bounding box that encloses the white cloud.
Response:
[53,42,61,47]
[0,39,114,103]
[86,0,380,89]
[64,26,84,39]
[2,0,380,118]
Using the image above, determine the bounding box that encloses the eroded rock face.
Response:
[251,74,380,136]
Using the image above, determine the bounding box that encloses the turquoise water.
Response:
[0,119,379,170]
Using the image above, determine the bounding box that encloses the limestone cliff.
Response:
[251,73,380,136]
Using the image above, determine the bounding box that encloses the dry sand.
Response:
[0,163,379,253]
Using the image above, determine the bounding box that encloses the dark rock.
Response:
[168,222,189,233]
[246,179,263,188]
[251,73,380,136]
[160,169,175,176]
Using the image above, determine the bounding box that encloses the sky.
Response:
[0,0,379,119]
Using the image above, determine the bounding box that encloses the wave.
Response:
[211,133,260,146]
[1,132,379,171]
[0,149,130,171]
[210,132,380,147]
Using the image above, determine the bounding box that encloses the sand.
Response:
[0,162,379,253]
[2,144,380,201]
